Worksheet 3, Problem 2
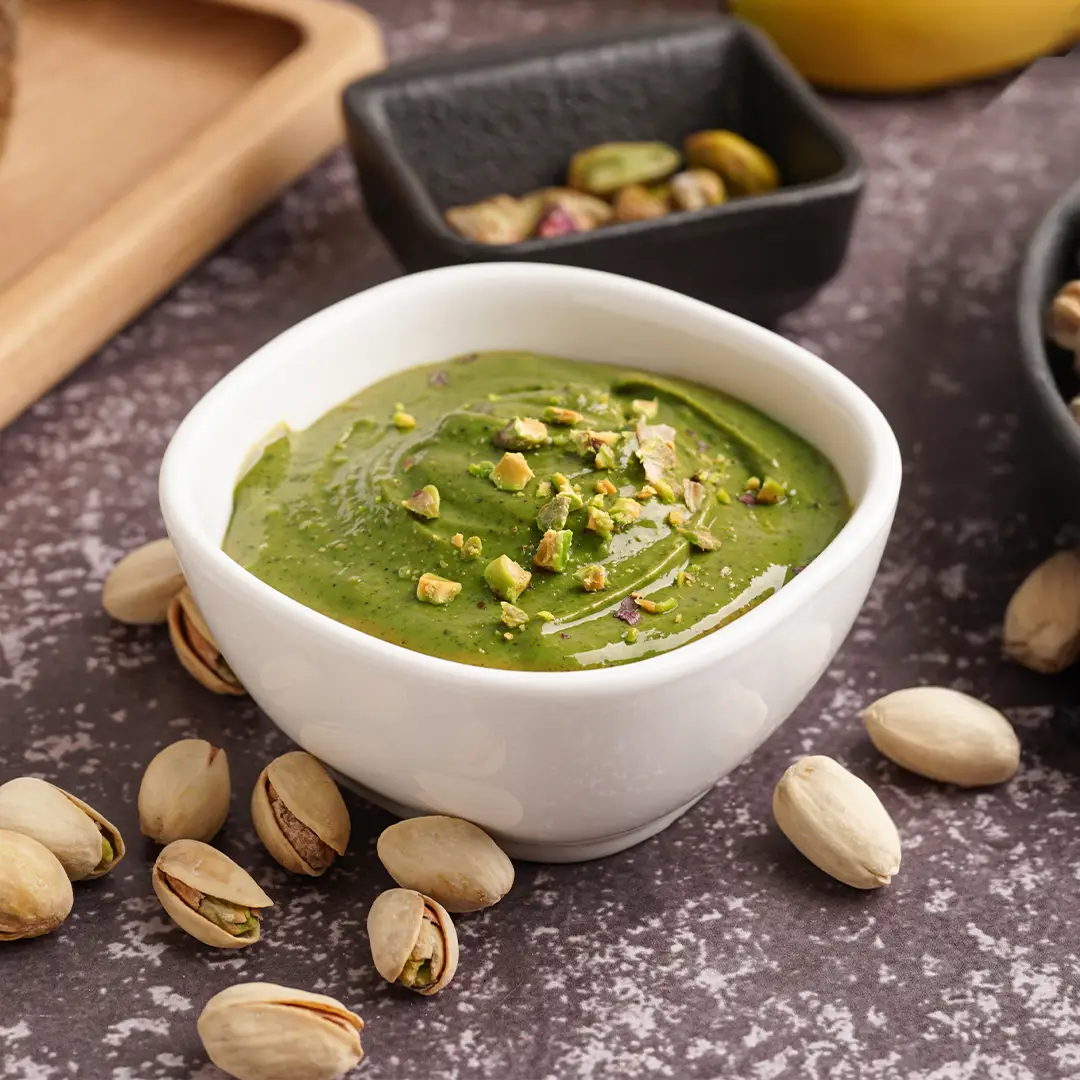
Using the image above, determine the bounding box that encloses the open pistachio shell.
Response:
[0,830,74,941]
[139,739,231,845]
[251,751,350,877]
[167,588,245,696]
[102,537,186,625]
[0,777,124,881]
[377,815,514,913]
[367,888,459,996]
[153,839,271,949]
[198,982,363,1080]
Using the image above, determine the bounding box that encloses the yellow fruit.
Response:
[731,0,1080,93]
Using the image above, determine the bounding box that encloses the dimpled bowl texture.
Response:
[159,264,901,862]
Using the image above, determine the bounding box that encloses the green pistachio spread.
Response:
[223,352,850,672]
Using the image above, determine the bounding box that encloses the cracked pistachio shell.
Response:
[0,830,74,941]
[1003,549,1080,674]
[153,839,271,949]
[0,777,125,881]
[367,888,459,996]
[102,538,186,624]
[773,756,901,890]
[198,982,363,1080]
[377,815,514,913]
[168,588,246,696]
[139,739,231,844]
[251,752,350,877]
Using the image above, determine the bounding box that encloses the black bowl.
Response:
[342,16,865,326]
[1019,177,1080,475]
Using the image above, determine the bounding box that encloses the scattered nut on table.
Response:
[0,829,74,941]
[862,686,1020,787]
[0,776,124,881]
[251,751,350,876]
[377,814,514,913]
[197,982,363,1080]
[139,738,231,845]
[152,839,271,948]
[167,586,246,695]
[772,755,901,889]
[368,888,459,996]
[101,537,185,624]
[1003,548,1080,673]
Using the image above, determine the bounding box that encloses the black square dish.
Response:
[343,16,865,325]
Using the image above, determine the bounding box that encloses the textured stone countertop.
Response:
[4,4,1080,1078]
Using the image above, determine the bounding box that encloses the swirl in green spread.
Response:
[223,352,850,671]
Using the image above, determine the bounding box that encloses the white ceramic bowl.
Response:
[160,263,901,862]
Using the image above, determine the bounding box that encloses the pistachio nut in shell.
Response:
[198,982,363,1080]
[139,739,231,844]
[862,686,1020,788]
[168,587,245,696]
[1003,548,1080,674]
[251,751,349,877]
[0,776,125,881]
[0,829,74,941]
[368,888,459,996]
[567,141,681,197]
[684,130,780,196]
[101,537,185,625]
[377,815,514,913]
[153,839,271,949]
[772,756,901,890]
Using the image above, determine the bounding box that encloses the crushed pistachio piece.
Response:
[595,478,618,496]
[626,626,640,644]
[494,416,548,450]
[682,479,706,513]
[461,536,483,559]
[667,508,687,527]
[537,493,572,531]
[755,476,787,505]
[491,452,534,492]
[676,570,696,588]
[611,497,642,529]
[450,533,464,549]
[544,405,584,426]
[586,506,614,540]
[654,597,678,613]
[679,525,720,551]
[594,444,616,471]
[392,411,416,430]
[635,485,657,501]
[653,478,676,503]
[500,602,530,628]
[469,461,495,478]
[416,573,462,605]
[402,484,441,519]
[537,480,552,498]
[569,429,620,456]
[534,529,573,573]
[587,493,606,509]
[483,554,532,602]
[577,563,608,592]
[717,487,732,505]
[631,398,659,420]
[537,610,555,622]
[674,613,682,624]
[744,476,762,491]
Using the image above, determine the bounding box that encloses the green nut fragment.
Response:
[544,406,584,426]
[461,536,483,560]
[536,480,552,497]
[594,444,616,471]
[679,525,720,552]
[613,183,669,223]
[402,485,440,519]
[576,563,608,593]
[569,429,620,456]
[469,461,495,478]
[537,493,572,532]
[393,411,416,430]
[586,507,614,540]
[534,529,573,573]
[444,194,539,244]
[537,610,555,622]
[500,602,529,628]
[484,555,532,603]
[416,573,462,605]
[568,141,681,197]
[756,477,787,505]
[653,478,676,503]
[626,626,640,644]
[553,474,585,510]
[611,498,642,529]
[631,399,659,420]
[494,417,548,450]
[636,436,677,483]
[670,168,727,211]
[684,131,780,196]
[491,452,535,492]
[717,487,732,505]
[654,597,678,614]
[744,476,761,491]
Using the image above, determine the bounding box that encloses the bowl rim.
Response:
[341,14,866,258]
[1018,175,1080,474]
[160,262,901,697]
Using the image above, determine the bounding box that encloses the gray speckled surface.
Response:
[3,5,1080,1078]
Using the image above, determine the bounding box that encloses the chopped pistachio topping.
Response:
[595,478,618,496]
[756,476,787,505]
[416,573,462,605]
[744,476,762,491]
[626,626,640,644]
[594,444,616,471]
[537,493,572,531]
[586,506,614,540]
[534,529,573,572]
[667,509,686,527]
[537,610,555,622]
[484,554,532,602]
[635,485,657,501]
[461,535,483,560]
[392,411,416,430]
[653,478,676,503]
[682,479,706,513]
[576,563,608,592]
[402,484,441,519]
[631,398,659,419]
[676,570,696,587]
[536,480,552,497]
[636,436,677,483]
[544,405,584,426]
[717,487,732,505]
[552,473,585,510]
[491,452,534,492]
[450,533,464,549]
[494,416,548,450]
[610,498,642,529]
[679,525,720,551]
[500,602,530,628]
[654,597,678,613]
[569,429,620,456]
[469,461,495,478]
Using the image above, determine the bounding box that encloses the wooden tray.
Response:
[0,0,384,431]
